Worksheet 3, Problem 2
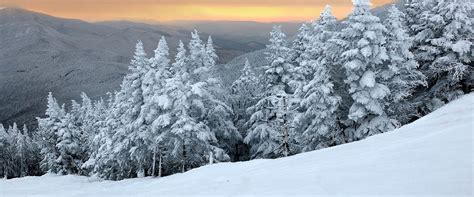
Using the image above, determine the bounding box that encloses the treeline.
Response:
[0,0,471,180]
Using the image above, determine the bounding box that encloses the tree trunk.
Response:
[137,164,144,178]
[182,139,186,173]
[209,151,214,165]
[152,148,156,177]
[282,95,290,157]
[158,153,162,177]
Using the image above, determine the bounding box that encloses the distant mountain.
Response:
[0,8,298,128]
[217,0,405,89]
[0,0,401,128]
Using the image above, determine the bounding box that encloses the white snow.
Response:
[452,40,472,55]
[360,70,376,88]
[1,94,473,196]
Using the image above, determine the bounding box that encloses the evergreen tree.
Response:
[336,0,397,141]
[188,30,209,82]
[93,41,150,179]
[55,112,83,174]
[382,5,427,123]
[290,23,313,84]
[0,124,10,178]
[37,92,66,174]
[404,0,435,35]
[231,58,261,135]
[245,26,295,158]
[295,5,343,152]
[13,124,30,177]
[138,36,173,177]
[205,35,218,67]
[412,0,473,113]
[165,43,219,171]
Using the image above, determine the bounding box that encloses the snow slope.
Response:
[1,94,473,196]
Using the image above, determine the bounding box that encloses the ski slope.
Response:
[1,94,473,197]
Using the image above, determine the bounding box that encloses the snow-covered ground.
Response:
[1,94,473,197]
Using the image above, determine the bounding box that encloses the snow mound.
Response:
[1,94,473,196]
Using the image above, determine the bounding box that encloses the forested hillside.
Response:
[0,0,472,182]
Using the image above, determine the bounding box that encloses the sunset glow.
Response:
[2,0,393,22]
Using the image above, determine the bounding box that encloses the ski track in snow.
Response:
[1,94,473,197]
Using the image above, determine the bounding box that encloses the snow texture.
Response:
[2,93,472,196]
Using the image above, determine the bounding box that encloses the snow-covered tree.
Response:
[411,0,473,113]
[290,23,313,83]
[92,41,150,179]
[294,5,343,152]
[55,112,84,175]
[165,54,221,171]
[138,36,173,177]
[13,124,33,177]
[37,92,65,174]
[0,123,39,178]
[231,58,261,135]
[404,0,435,35]
[205,35,218,67]
[245,26,296,159]
[188,30,209,82]
[84,92,124,179]
[172,41,187,76]
[382,5,427,123]
[0,124,10,178]
[335,0,397,141]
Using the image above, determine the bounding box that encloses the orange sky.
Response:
[1,0,393,22]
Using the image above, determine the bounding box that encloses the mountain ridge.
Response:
[0,7,289,128]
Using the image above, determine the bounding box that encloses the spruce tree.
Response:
[382,5,427,123]
[93,41,150,179]
[37,92,65,173]
[245,26,295,158]
[336,0,397,141]
[295,5,343,152]
[412,0,473,113]
[205,35,218,67]
[55,112,83,174]
[166,40,220,171]
[0,124,10,178]
[231,58,261,136]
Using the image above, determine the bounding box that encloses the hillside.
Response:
[1,93,472,196]
[0,8,296,127]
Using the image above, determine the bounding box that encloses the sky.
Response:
[1,0,393,22]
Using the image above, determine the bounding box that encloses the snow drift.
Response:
[1,93,472,196]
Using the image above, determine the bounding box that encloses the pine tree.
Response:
[336,0,397,141]
[55,112,83,174]
[165,50,218,171]
[13,124,29,177]
[92,41,150,179]
[245,26,295,158]
[84,92,123,179]
[290,23,313,84]
[295,5,343,152]
[205,36,218,67]
[404,0,435,35]
[118,40,150,178]
[22,125,41,176]
[37,92,65,174]
[172,41,188,76]
[382,5,427,123]
[231,58,261,135]
[0,124,10,178]
[412,0,473,113]
[138,36,173,177]
[188,30,209,82]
